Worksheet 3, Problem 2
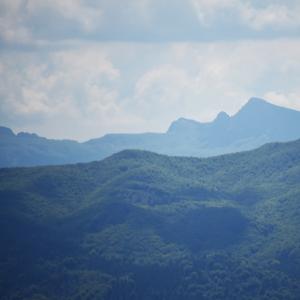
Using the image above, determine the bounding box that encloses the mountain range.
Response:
[1,97,300,168]
[1,139,300,299]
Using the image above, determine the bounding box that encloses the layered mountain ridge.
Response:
[1,97,300,167]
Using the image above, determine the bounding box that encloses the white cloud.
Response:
[0,0,32,44]
[190,0,236,26]
[27,0,103,32]
[190,0,300,30]
[1,0,300,46]
[134,65,191,115]
[263,91,300,111]
[1,39,300,140]
[132,60,246,124]
[128,39,300,128]
[0,0,103,45]
[239,3,300,30]
[0,48,125,140]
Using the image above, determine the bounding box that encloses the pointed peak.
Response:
[214,111,230,122]
[244,97,300,113]
[236,97,274,115]
[244,97,270,108]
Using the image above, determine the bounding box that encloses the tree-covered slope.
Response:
[1,139,300,299]
[1,98,300,168]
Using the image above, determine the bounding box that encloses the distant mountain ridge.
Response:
[1,97,300,167]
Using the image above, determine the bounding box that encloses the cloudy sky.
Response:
[1,0,300,141]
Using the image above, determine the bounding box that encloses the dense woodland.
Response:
[1,139,300,299]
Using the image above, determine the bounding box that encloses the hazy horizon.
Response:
[1,3,300,299]
[1,0,300,141]
[2,97,300,142]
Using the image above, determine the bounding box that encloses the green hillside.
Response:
[1,139,300,299]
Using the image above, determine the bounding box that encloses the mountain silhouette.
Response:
[1,97,300,167]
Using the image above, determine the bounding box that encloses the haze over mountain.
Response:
[1,97,300,168]
[1,139,300,299]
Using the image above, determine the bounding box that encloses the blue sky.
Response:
[1,0,300,140]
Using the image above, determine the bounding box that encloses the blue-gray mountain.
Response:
[1,97,300,167]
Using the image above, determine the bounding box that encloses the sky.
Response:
[0,0,300,141]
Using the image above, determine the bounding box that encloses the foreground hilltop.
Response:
[1,97,300,167]
[1,139,300,299]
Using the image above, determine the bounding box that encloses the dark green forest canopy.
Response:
[1,139,300,299]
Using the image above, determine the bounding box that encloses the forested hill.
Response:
[1,139,300,299]
[1,97,300,168]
